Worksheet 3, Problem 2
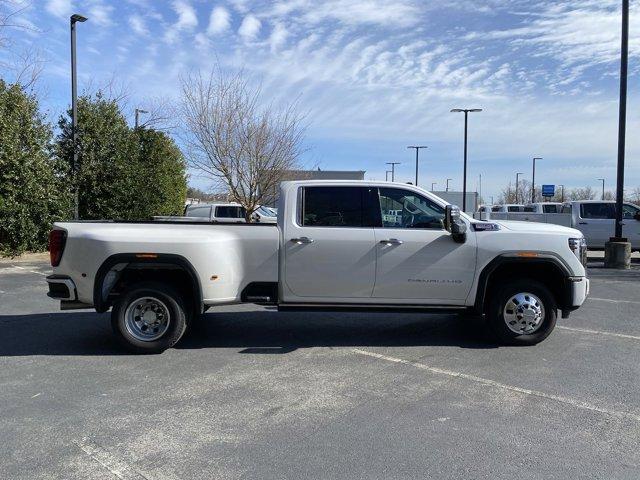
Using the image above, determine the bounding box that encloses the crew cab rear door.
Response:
[372,187,477,303]
[281,186,377,300]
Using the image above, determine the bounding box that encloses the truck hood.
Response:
[489,220,582,237]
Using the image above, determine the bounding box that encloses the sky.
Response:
[2,0,640,202]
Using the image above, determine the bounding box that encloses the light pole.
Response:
[407,146,427,187]
[515,172,524,204]
[135,108,148,129]
[558,184,565,202]
[614,0,629,240]
[386,162,400,182]
[431,182,437,191]
[451,108,482,212]
[598,178,605,200]
[385,170,392,181]
[531,157,542,203]
[70,13,88,220]
[446,178,452,192]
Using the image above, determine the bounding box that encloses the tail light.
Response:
[48,230,67,267]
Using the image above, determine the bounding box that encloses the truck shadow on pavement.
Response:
[0,310,498,356]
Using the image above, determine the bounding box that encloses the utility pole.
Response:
[515,172,524,204]
[385,170,392,181]
[70,13,88,220]
[135,108,148,128]
[598,178,605,200]
[614,1,629,240]
[478,173,482,200]
[558,184,565,202]
[446,178,452,192]
[386,162,400,182]
[451,108,482,212]
[407,146,427,187]
[531,157,542,203]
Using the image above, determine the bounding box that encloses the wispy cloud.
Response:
[128,14,149,36]
[45,0,73,19]
[87,1,114,27]
[164,0,198,43]
[238,14,261,41]
[207,5,230,35]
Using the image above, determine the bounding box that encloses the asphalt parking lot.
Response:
[1,256,640,479]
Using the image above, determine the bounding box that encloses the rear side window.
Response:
[543,204,559,213]
[523,206,536,212]
[216,206,246,218]
[561,204,572,214]
[581,203,615,219]
[301,187,371,227]
[492,206,502,212]
[186,206,212,218]
[508,206,521,212]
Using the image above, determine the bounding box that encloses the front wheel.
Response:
[488,280,557,346]
[111,282,188,354]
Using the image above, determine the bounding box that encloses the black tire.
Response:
[488,279,557,346]
[111,282,187,354]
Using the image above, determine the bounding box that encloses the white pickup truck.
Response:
[46,180,589,353]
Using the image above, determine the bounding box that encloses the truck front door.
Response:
[282,186,377,299]
[372,187,477,303]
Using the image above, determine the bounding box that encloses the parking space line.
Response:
[589,297,640,305]
[73,438,151,480]
[557,325,640,341]
[352,348,640,422]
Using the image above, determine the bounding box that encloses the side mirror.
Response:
[445,205,467,243]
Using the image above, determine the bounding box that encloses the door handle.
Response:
[379,238,403,245]
[291,236,314,244]
[578,222,588,225]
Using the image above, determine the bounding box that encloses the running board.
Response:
[277,303,470,314]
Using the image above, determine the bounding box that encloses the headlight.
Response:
[569,237,587,266]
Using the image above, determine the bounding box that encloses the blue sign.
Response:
[541,185,555,197]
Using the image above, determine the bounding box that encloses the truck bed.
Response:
[53,221,280,306]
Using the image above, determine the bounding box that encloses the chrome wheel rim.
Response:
[503,292,545,335]
[124,296,171,342]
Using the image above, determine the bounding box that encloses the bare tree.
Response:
[1,1,43,89]
[627,187,640,204]
[180,68,306,220]
[135,96,178,131]
[567,187,596,201]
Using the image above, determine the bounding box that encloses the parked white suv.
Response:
[46,180,589,353]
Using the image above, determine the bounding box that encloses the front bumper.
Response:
[567,276,589,307]
[46,275,77,301]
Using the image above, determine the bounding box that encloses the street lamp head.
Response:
[407,145,428,149]
[71,14,88,22]
[533,157,542,160]
[450,109,464,113]
[468,108,483,112]
[450,108,482,113]
[137,109,149,114]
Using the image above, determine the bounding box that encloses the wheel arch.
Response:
[94,253,203,314]
[474,254,572,314]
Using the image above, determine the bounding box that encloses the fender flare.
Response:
[93,253,203,313]
[474,253,572,312]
